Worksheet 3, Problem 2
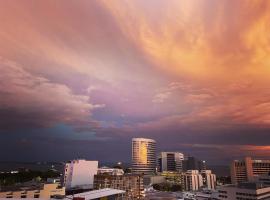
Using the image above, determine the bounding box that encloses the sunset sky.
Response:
[1,0,270,164]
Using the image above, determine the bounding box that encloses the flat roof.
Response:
[65,188,125,200]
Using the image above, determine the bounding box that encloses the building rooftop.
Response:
[65,188,125,200]
[223,182,268,190]
[0,182,61,192]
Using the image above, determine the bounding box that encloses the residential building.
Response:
[201,170,216,190]
[63,159,98,190]
[0,183,65,199]
[94,174,144,199]
[254,173,270,187]
[231,157,270,184]
[218,182,270,200]
[64,188,125,200]
[143,175,166,186]
[132,138,156,174]
[158,152,184,172]
[182,170,203,191]
[98,166,124,176]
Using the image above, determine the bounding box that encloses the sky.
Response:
[1,0,270,165]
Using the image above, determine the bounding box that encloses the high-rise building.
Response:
[63,159,98,190]
[182,156,206,171]
[158,152,184,172]
[201,170,216,190]
[182,170,216,191]
[182,170,203,191]
[231,157,270,184]
[132,138,156,174]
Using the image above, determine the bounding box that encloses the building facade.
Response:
[64,188,125,200]
[0,183,65,199]
[63,159,98,190]
[98,166,124,176]
[182,156,206,171]
[94,174,144,199]
[256,173,270,187]
[182,170,203,191]
[218,182,270,200]
[201,170,216,190]
[181,170,216,191]
[132,138,156,174]
[231,157,270,184]
[158,152,184,172]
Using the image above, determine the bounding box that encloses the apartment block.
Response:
[0,183,65,199]
[218,182,270,200]
[63,159,98,190]
[231,157,270,184]
[94,174,144,199]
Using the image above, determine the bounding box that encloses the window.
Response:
[34,194,40,198]
[21,195,27,198]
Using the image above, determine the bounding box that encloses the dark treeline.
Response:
[0,170,60,186]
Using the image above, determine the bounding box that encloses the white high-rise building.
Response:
[63,159,98,190]
[158,152,184,172]
[201,170,216,190]
[132,138,156,174]
[182,170,203,191]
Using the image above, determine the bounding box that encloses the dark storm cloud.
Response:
[1,0,270,164]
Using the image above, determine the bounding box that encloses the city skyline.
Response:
[1,0,270,165]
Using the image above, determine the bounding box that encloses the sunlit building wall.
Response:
[132,138,156,174]
[201,170,216,190]
[182,170,203,191]
[231,157,270,184]
[63,159,98,190]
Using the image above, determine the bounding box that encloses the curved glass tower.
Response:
[132,138,156,174]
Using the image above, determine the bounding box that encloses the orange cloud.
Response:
[101,0,270,82]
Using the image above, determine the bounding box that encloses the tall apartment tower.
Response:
[63,159,98,190]
[231,157,270,184]
[158,152,184,172]
[182,170,203,191]
[201,170,216,190]
[132,138,156,174]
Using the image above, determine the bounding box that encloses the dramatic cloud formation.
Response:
[0,57,102,130]
[1,0,270,164]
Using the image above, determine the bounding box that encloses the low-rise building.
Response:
[218,182,270,200]
[160,171,183,185]
[97,166,124,176]
[143,175,166,187]
[256,173,270,187]
[64,188,125,200]
[0,183,65,199]
[94,174,143,199]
